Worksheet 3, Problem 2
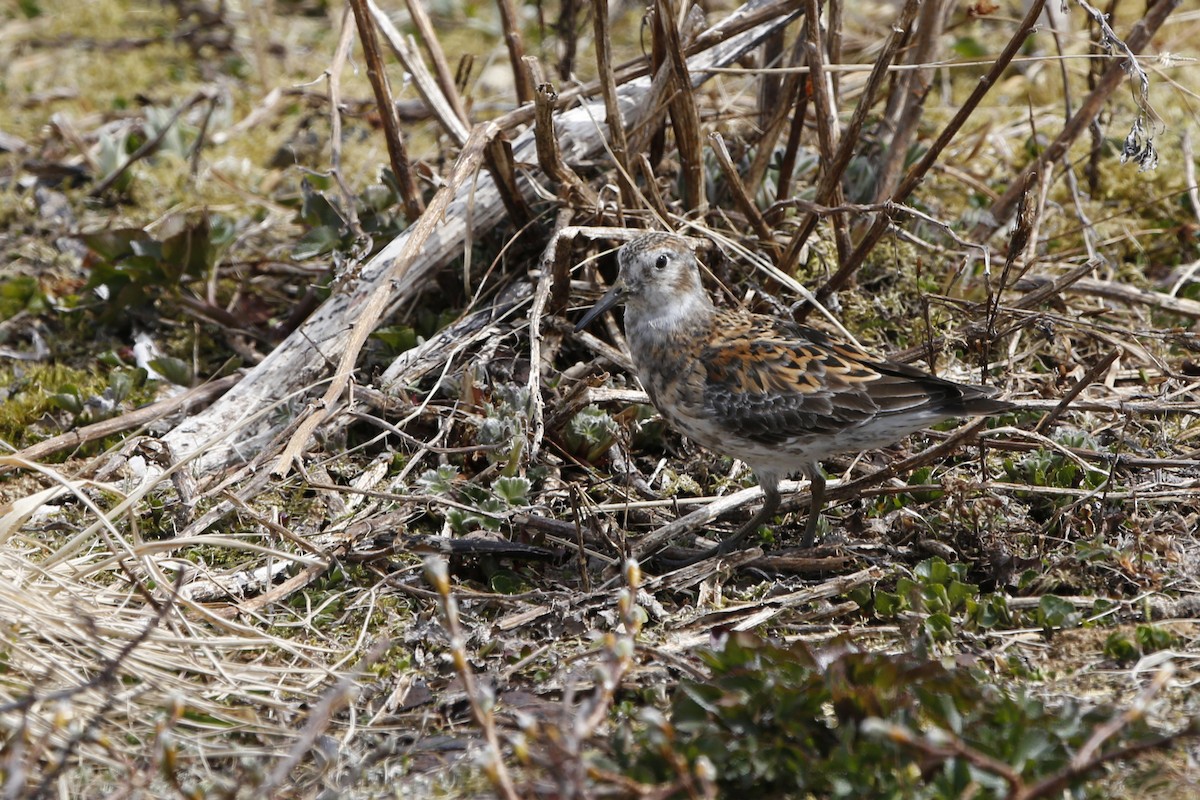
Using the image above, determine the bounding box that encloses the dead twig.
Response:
[813,0,1047,310]
[326,7,365,239]
[402,0,472,127]
[777,0,920,271]
[261,639,392,795]
[527,59,599,206]
[370,0,530,225]
[592,0,637,208]
[88,90,211,197]
[972,0,1179,241]
[801,0,850,263]
[872,0,947,205]
[525,236,557,462]
[1068,278,1200,320]
[347,0,423,220]
[654,0,706,211]
[745,28,804,198]
[709,132,777,251]
[1033,350,1121,435]
[494,0,534,105]
[425,558,520,799]
[5,373,240,469]
[271,122,498,477]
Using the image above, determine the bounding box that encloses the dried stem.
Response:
[872,0,948,204]
[370,3,469,143]
[1044,1,1101,261]
[326,7,364,237]
[1033,349,1120,435]
[403,0,471,126]
[495,0,534,104]
[557,0,581,79]
[637,152,673,221]
[812,0,1047,310]
[8,374,239,467]
[425,558,520,800]
[757,30,785,133]
[801,0,850,262]
[745,29,805,198]
[710,132,777,252]
[373,0,533,226]
[88,90,211,197]
[347,0,423,220]
[775,76,810,204]
[972,0,1180,241]
[654,0,706,211]
[261,639,391,795]
[826,0,842,101]
[484,139,534,228]
[985,169,1041,354]
[271,122,499,477]
[592,0,637,208]
[527,58,599,206]
[778,0,920,271]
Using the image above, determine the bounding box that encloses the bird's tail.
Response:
[952,384,1015,416]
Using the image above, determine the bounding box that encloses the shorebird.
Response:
[575,231,1012,560]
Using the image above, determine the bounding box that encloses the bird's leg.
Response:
[653,475,781,569]
[713,480,781,557]
[799,469,826,548]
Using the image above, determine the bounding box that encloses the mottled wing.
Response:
[700,311,999,446]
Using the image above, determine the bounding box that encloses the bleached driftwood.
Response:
[161,0,800,473]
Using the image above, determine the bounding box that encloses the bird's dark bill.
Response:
[574,283,625,331]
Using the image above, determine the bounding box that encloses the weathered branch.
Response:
[160,0,796,472]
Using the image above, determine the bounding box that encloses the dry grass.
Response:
[4,0,1200,797]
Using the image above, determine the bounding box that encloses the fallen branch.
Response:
[160,0,798,474]
[5,373,239,469]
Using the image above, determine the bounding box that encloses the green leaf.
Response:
[445,509,478,534]
[973,594,1010,629]
[951,36,986,58]
[149,357,192,386]
[493,476,531,506]
[97,350,127,367]
[108,370,135,403]
[418,465,459,495]
[81,228,144,263]
[0,276,48,318]
[1104,632,1139,663]
[914,557,954,586]
[292,225,343,260]
[564,404,619,461]
[945,580,979,611]
[371,326,418,354]
[159,214,216,280]
[1036,595,1080,631]
[923,612,955,641]
[50,390,83,414]
[1135,624,1175,653]
[873,591,902,616]
[489,570,524,594]
[299,182,346,229]
[476,497,506,530]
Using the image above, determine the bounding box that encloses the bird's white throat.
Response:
[627,290,713,336]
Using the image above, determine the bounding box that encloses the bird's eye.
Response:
[654,254,669,270]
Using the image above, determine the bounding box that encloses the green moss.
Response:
[0,363,99,447]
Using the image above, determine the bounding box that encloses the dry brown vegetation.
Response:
[4,0,1200,796]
